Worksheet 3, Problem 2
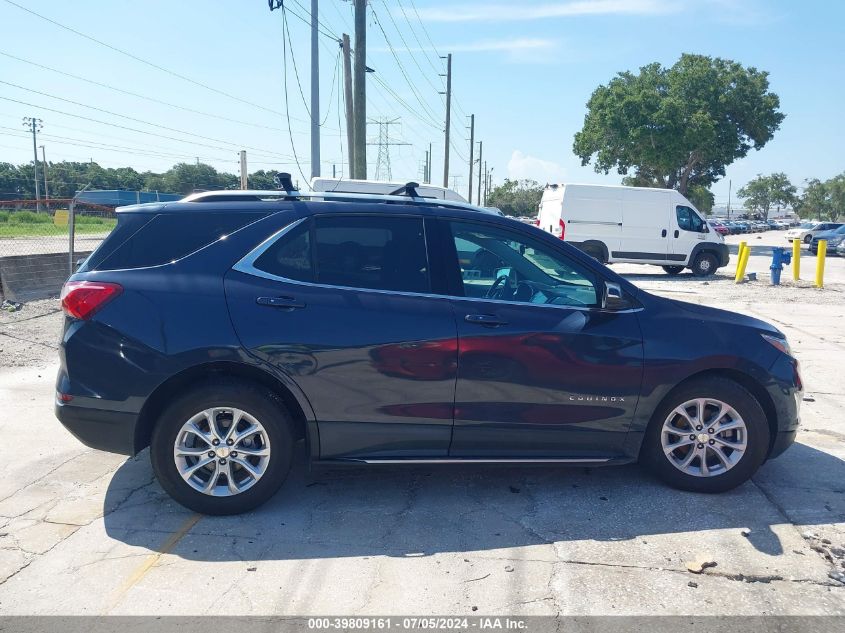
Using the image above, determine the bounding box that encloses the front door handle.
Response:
[465,314,508,327]
[674,230,680,238]
[661,229,667,237]
[256,296,306,310]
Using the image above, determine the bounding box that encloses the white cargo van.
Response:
[536,183,728,276]
[311,178,466,202]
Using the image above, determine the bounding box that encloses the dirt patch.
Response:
[0,298,63,369]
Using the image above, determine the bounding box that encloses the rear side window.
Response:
[93,212,265,271]
[252,214,430,294]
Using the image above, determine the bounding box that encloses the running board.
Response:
[324,457,613,465]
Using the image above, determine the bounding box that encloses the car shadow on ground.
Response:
[102,442,844,562]
[619,271,736,284]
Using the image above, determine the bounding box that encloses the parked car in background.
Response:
[786,221,843,244]
[55,183,801,514]
[809,225,845,255]
[536,183,728,276]
[837,241,845,256]
[708,220,729,236]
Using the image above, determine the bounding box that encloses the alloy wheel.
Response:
[173,407,271,496]
[661,398,747,477]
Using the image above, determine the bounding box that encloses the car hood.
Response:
[666,297,782,337]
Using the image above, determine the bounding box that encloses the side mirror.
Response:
[603,281,631,311]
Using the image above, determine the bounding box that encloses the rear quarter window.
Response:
[88,212,266,271]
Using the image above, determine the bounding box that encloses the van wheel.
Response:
[662,265,684,275]
[690,252,717,277]
[640,377,769,493]
[582,243,607,264]
[150,379,294,515]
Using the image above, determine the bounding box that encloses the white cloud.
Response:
[410,0,677,23]
[507,151,567,184]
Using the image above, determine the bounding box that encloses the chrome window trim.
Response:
[231,216,642,314]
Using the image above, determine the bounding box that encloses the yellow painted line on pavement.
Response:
[104,513,201,614]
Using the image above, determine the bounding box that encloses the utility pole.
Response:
[482,160,488,206]
[367,117,409,181]
[341,34,355,179]
[427,142,432,183]
[22,117,42,211]
[441,53,452,188]
[727,179,732,220]
[353,0,367,180]
[476,141,483,206]
[39,145,49,203]
[239,151,248,189]
[423,150,429,184]
[467,114,475,203]
[310,0,320,179]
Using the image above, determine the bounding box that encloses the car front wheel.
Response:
[804,234,812,244]
[641,377,770,493]
[150,379,295,515]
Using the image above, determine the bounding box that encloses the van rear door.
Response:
[619,189,671,263]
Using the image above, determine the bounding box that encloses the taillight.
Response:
[558,219,566,240]
[61,281,123,320]
[532,218,540,226]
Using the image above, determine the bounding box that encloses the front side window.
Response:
[676,206,705,232]
[447,221,598,307]
[252,214,430,294]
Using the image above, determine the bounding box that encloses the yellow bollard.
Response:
[792,239,801,281]
[815,240,827,288]
[734,243,751,283]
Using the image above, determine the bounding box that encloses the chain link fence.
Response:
[0,200,116,303]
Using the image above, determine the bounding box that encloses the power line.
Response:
[0,50,323,132]
[1,0,289,119]
[369,5,442,128]
[280,6,310,185]
[0,80,293,159]
[0,95,300,160]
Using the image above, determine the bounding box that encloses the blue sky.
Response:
[0,0,842,206]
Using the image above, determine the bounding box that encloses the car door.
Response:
[439,218,644,459]
[672,205,708,260]
[225,211,458,460]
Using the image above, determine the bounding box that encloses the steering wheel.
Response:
[484,274,510,299]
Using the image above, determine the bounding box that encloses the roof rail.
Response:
[178,188,495,215]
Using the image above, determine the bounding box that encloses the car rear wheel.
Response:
[690,252,717,277]
[150,380,294,515]
[662,265,684,275]
[641,377,770,493]
[803,234,812,244]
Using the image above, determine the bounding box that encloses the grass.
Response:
[0,217,116,238]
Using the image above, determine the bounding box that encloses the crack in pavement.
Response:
[0,330,59,350]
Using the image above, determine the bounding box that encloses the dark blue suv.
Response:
[56,186,802,514]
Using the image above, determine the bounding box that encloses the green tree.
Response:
[796,173,845,221]
[485,179,543,217]
[737,173,797,220]
[574,54,785,196]
[248,169,281,190]
[686,185,715,215]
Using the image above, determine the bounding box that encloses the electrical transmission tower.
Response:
[366,117,410,181]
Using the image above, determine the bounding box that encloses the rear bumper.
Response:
[55,400,138,455]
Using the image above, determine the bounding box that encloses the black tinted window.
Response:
[676,206,704,232]
[95,212,264,271]
[314,215,429,293]
[253,220,312,282]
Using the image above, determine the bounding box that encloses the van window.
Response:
[676,206,705,233]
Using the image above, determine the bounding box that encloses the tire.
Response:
[150,379,295,515]
[662,265,684,275]
[581,242,607,264]
[640,377,770,493]
[690,251,717,277]
[803,234,812,244]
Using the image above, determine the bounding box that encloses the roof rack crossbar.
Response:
[178,189,492,215]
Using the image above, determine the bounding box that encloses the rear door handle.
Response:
[661,229,667,237]
[256,296,306,309]
[465,314,508,327]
